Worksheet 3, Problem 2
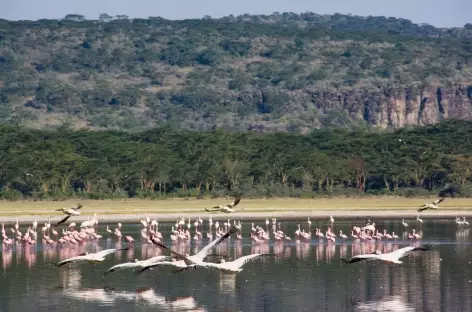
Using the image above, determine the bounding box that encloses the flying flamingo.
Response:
[341,244,432,264]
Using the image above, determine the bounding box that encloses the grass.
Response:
[0,197,470,217]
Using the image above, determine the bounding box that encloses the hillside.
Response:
[0,13,471,132]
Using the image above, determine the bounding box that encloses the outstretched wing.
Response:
[145,255,172,264]
[54,215,71,227]
[57,255,87,267]
[341,254,381,264]
[389,244,433,259]
[230,253,269,268]
[150,241,194,265]
[434,198,444,205]
[417,206,430,213]
[172,265,198,274]
[95,247,129,258]
[104,262,137,276]
[228,197,241,208]
[410,243,433,253]
[205,207,219,212]
[73,203,83,210]
[135,261,181,276]
[194,225,238,261]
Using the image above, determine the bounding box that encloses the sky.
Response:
[2,0,471,28]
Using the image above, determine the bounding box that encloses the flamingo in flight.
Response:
[56,248,129,267]
[418,198,445,213]
[341,244,432,264]
[205,198,242,213]
[104,256,171,276]
[136,225,239,275]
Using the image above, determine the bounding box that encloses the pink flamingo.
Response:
[124,235,134,244]
[412,229,421,239]
[294,224,301,239]
[350,230,359,240]
[327,227,337,238]
[383,230,393,240]
[339,230,348,240]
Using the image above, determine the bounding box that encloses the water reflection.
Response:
[0,219,471,312]
[63,287,206,311]
[2,248,12,270]
[355,295,415,312]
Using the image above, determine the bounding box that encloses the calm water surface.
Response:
[0,218,471,312]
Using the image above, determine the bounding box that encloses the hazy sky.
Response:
[2,0,471,28]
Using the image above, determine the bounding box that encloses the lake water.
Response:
[0,218,471,312]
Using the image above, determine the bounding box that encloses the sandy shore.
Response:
[2,210,472,224]
[0,197,470,224]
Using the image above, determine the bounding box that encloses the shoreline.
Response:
[2,210,471,224]
[0,197,470,224]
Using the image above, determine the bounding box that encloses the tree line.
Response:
[0,120,471,200]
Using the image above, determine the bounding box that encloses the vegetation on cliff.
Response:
[0,120,471,200]
[0,13,471,132]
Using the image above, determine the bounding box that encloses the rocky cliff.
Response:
[314,84,472,129]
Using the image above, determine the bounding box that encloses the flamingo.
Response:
[383,230,393,240]
[124,236,134,244]
[416,215,423,224]
[350,230,359,240]
[137,225,239,274]
[418,198,445,212]
[412,229,421,239]
[103,256,171,276]
[204,197,241,213]
[173,254,271,274]
[402,219,408,228]
[341,244,432,264]
[56,248,129,267]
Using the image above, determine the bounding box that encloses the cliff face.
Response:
[309,84,472,129]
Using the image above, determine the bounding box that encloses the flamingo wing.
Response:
[73,203,83,210]
[95,247,129,258]
[104,262,138,276]
[205,207,220,212]
[145,255,172,263]
[56,255,87,267]
[194,225,238,261]
[341,254,382,264]
[417,206,430,213]
[434,198,445,205]
[150,241,194,265]
[228,197,241,208]
[135,261,184,276]
[389,243,433,259]
[171,265,200,274]
[53,215,71,227]
[230,253,270,268]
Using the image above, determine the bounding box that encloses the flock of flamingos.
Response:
[1,197,470,274]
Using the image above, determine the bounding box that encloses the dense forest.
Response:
[0,120,471,200]
[0,13,471,132]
